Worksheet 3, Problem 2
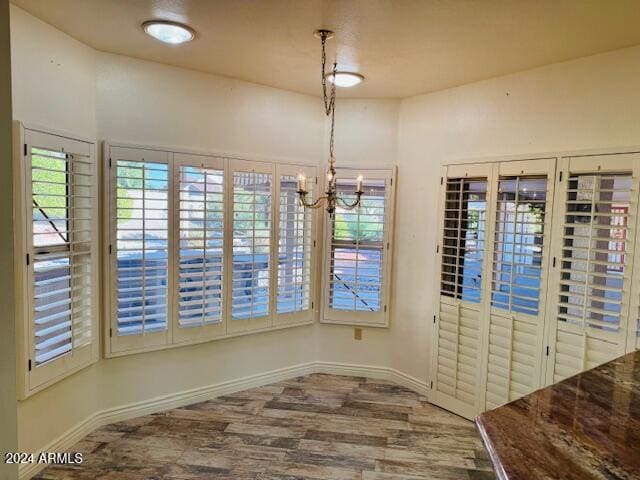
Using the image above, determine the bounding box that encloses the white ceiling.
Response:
[11,0,640,98]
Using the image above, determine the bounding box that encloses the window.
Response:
[229,161,273,333]
[275,164,317,325]
[109,147,171,353]
[322,168,396,326]
[105,144,319,355]
[440,177,488,303]
[17,127,98,397]
[173,153,226,343]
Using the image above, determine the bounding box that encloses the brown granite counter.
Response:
[475,350,640,480]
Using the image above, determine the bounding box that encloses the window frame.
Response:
[172,153,227,344]
[104,142,319,357]
[321,166,396,327]
[14,123,99,398]
[274,163,319,327]
[226,158,275,334]
[106,146,173,355]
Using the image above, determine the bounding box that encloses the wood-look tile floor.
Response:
[35,374,495,480]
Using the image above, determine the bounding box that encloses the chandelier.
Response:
[296,29,364,216]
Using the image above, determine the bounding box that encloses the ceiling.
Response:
[11,0,640,98]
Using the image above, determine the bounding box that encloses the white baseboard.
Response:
[314,361,430,397]
[19,361,428,480]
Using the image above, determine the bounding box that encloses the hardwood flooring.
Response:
[34,374,495,480]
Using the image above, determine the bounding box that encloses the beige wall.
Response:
[317,99,399,368]
[10,6,95,139]
[11,2,640,466]
[0,0,17,478]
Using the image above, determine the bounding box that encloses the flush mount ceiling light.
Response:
[325,71,365,88]
[142,20,195,44]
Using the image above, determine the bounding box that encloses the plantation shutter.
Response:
[173,153,226,343]
[109,146,172,354]
[228,159,274,333]
[322,167,395,327]
[432,163,493,420]
[21,128,98,395]
[274,164,317,326]
[545,154,639,384]
[483,159,555,410]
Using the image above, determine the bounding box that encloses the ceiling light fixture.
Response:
[142,20,195,44]
[326,71,365,88]
[297,29,365,216]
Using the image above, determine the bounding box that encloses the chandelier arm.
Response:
[298,192,328,209]
[336,192,363,210]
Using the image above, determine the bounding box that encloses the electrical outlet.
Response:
[354,328,362,340]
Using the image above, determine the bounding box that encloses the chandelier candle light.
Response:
[297,29,365,216]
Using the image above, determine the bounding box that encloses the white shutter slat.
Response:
[230,168,272,327]
[177,165,224,329]
[329,179,386,313]
[276,174,313,317]
[557,173,632,338]
[440,178,487,303]
[31,147,95,366]
[546,156,639,385]
[115,159,169,338]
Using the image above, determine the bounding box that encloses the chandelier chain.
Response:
[297,29,362,216]
[320,33,337,161]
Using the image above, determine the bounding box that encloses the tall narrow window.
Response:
[231,169,272,321]
[440,178,487,303]
[21,128,97,396]
[32,147,94,364]
[559,173,632,335]
[277,174,313,315]
[177,165,224,327]
[323,168,395,327]
[491,176,547,315]
[115,159,169,336]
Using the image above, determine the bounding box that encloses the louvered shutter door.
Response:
[109,146,172,353]
[173,153,226,343]
[483,159,555,410]
[545,154,640,384]
[228,159,274,333]
[23,129,98,393]
[432,163,493,420]
[274,164,317,326]
[322,168,395,327]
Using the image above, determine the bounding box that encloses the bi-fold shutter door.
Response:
[545,154,640,384]
[432,163,494,419]
[172,153,226,343]
[481,159,555,410]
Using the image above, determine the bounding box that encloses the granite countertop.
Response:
[475,350,640,480]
